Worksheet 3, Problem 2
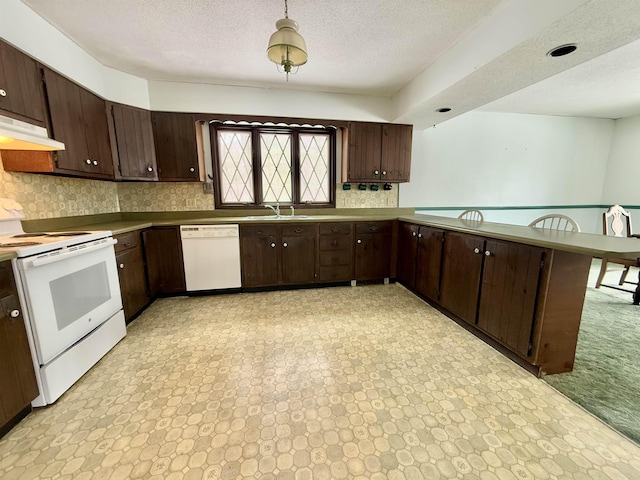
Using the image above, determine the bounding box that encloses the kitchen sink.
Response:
[244,215,311,220]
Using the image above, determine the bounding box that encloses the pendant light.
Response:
[267,0,307,80]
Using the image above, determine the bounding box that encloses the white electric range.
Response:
[0,199,126,406]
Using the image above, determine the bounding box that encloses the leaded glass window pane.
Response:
[217,130,254,203]
[299,134,330,203]
[260,133,292,203]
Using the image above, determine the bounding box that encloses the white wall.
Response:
[400,111,615,233]
[148,81,391,122]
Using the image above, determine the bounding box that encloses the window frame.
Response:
[210,123,336,210]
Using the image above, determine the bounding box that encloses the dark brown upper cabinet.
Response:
[0,39,46,125]
[108,102,158,181]
[151,111,202,182]
[342,122,412,183]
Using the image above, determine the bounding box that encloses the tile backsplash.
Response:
[0,154,398,219]
[336,184,399,208]
[117,182,214,212]
[0,154,119,219]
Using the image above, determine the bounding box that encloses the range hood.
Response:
[0,115,65,151]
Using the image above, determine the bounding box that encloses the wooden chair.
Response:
[458,209,484,223]
[528,214,581,232]
[595,205,640,289]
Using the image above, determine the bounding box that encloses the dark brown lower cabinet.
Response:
[476,240,544,357]
[397,222,419,288]
[318,223,354,282]
[439,231,485,324]
[240,224,316,287]
[114,231,150,321]
[354,221,392,281]
[0,261,38,434]
[142,227,186,297]
[415,226,444,301]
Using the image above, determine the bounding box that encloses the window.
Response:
[212,123,335,208]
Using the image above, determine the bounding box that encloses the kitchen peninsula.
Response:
[18,211,640,378]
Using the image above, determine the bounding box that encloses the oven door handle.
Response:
[25,238,117,269]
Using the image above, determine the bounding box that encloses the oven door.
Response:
[16,238,123,365]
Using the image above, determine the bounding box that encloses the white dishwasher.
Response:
[180,225,242,291]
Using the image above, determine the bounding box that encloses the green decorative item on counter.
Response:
[358,184,367,191]
[370,184,379,191]
[342,183,351,190]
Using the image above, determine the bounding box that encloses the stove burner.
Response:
[12,233,49,238]
[0,241,42,247]
[47,232,90,237]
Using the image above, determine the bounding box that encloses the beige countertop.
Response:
[400,214,640,258]
[17,210,640,259]
[0,251,16,262]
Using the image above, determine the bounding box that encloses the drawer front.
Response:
[319,235,352,251]
[319,250,351,267]
[319,265,352,282]
[281,224,316,236]
[241,224,278,237]
[319,222,352,235]
[355,221,392,234]
[114,231,140,253]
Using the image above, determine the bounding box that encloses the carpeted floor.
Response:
[544,261,640,445]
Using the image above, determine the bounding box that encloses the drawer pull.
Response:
[331,240,338,246]
[283,242,288,248]
[331,227,339,233]
[294,228,303,233]
[10,309,20,318]
[119,263,125,269]
[357,239,362,244]
[270,242,276,248]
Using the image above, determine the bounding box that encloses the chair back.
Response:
[603,205,632,237]
[528,214,580,232]
[458,209,484,222]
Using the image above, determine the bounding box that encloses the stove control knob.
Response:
[10,309,20,318]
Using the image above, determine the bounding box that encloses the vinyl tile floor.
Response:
[1,284,639,480]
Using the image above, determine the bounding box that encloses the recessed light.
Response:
[436,107,451,113]
[547,44,577,57]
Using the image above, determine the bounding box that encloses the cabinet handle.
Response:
[86,159,92,165]
[119,263,125,269]
[10,309,20,318]
[147,166,154,172]
[412,232,417,237]
[382,171,387,176]
[374,170,379,175]
[0,89,6,97]
[189,167,195,172]
[283,242,288,248]
[474,247,481,254]
[93,160,98,166]
[270,242,276,248]
[357,239,362,244]
[485,250,492,257]
[331,240,338,246]
[418,233,422,238]
[331,227,339,233]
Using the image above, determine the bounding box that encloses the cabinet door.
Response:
[116,247,150,321]
[142,228,186,296]
[80,88,113,177]
[355,222,392,281]
[397,222,419,288]
[282,228,316,285]
[0,40,45,125]
[42,67,89,173]
[240,227,280,287]
[415,226,444,301]
[381,124,412,182]
[347,122,382,182]
[477,240,544,357]
[0,262,38,427]
[110,103,158,180]
[152,112,200,181]
[439,232,484,324]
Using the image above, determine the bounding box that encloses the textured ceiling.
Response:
[19,0,502,96]
[17,0,640,121]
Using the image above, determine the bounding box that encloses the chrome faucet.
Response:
[265,202,280,217]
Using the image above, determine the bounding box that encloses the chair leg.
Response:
[619,266,631,285]
[595,259,608,288]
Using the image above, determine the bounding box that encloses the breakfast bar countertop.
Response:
[399,214,640,259]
